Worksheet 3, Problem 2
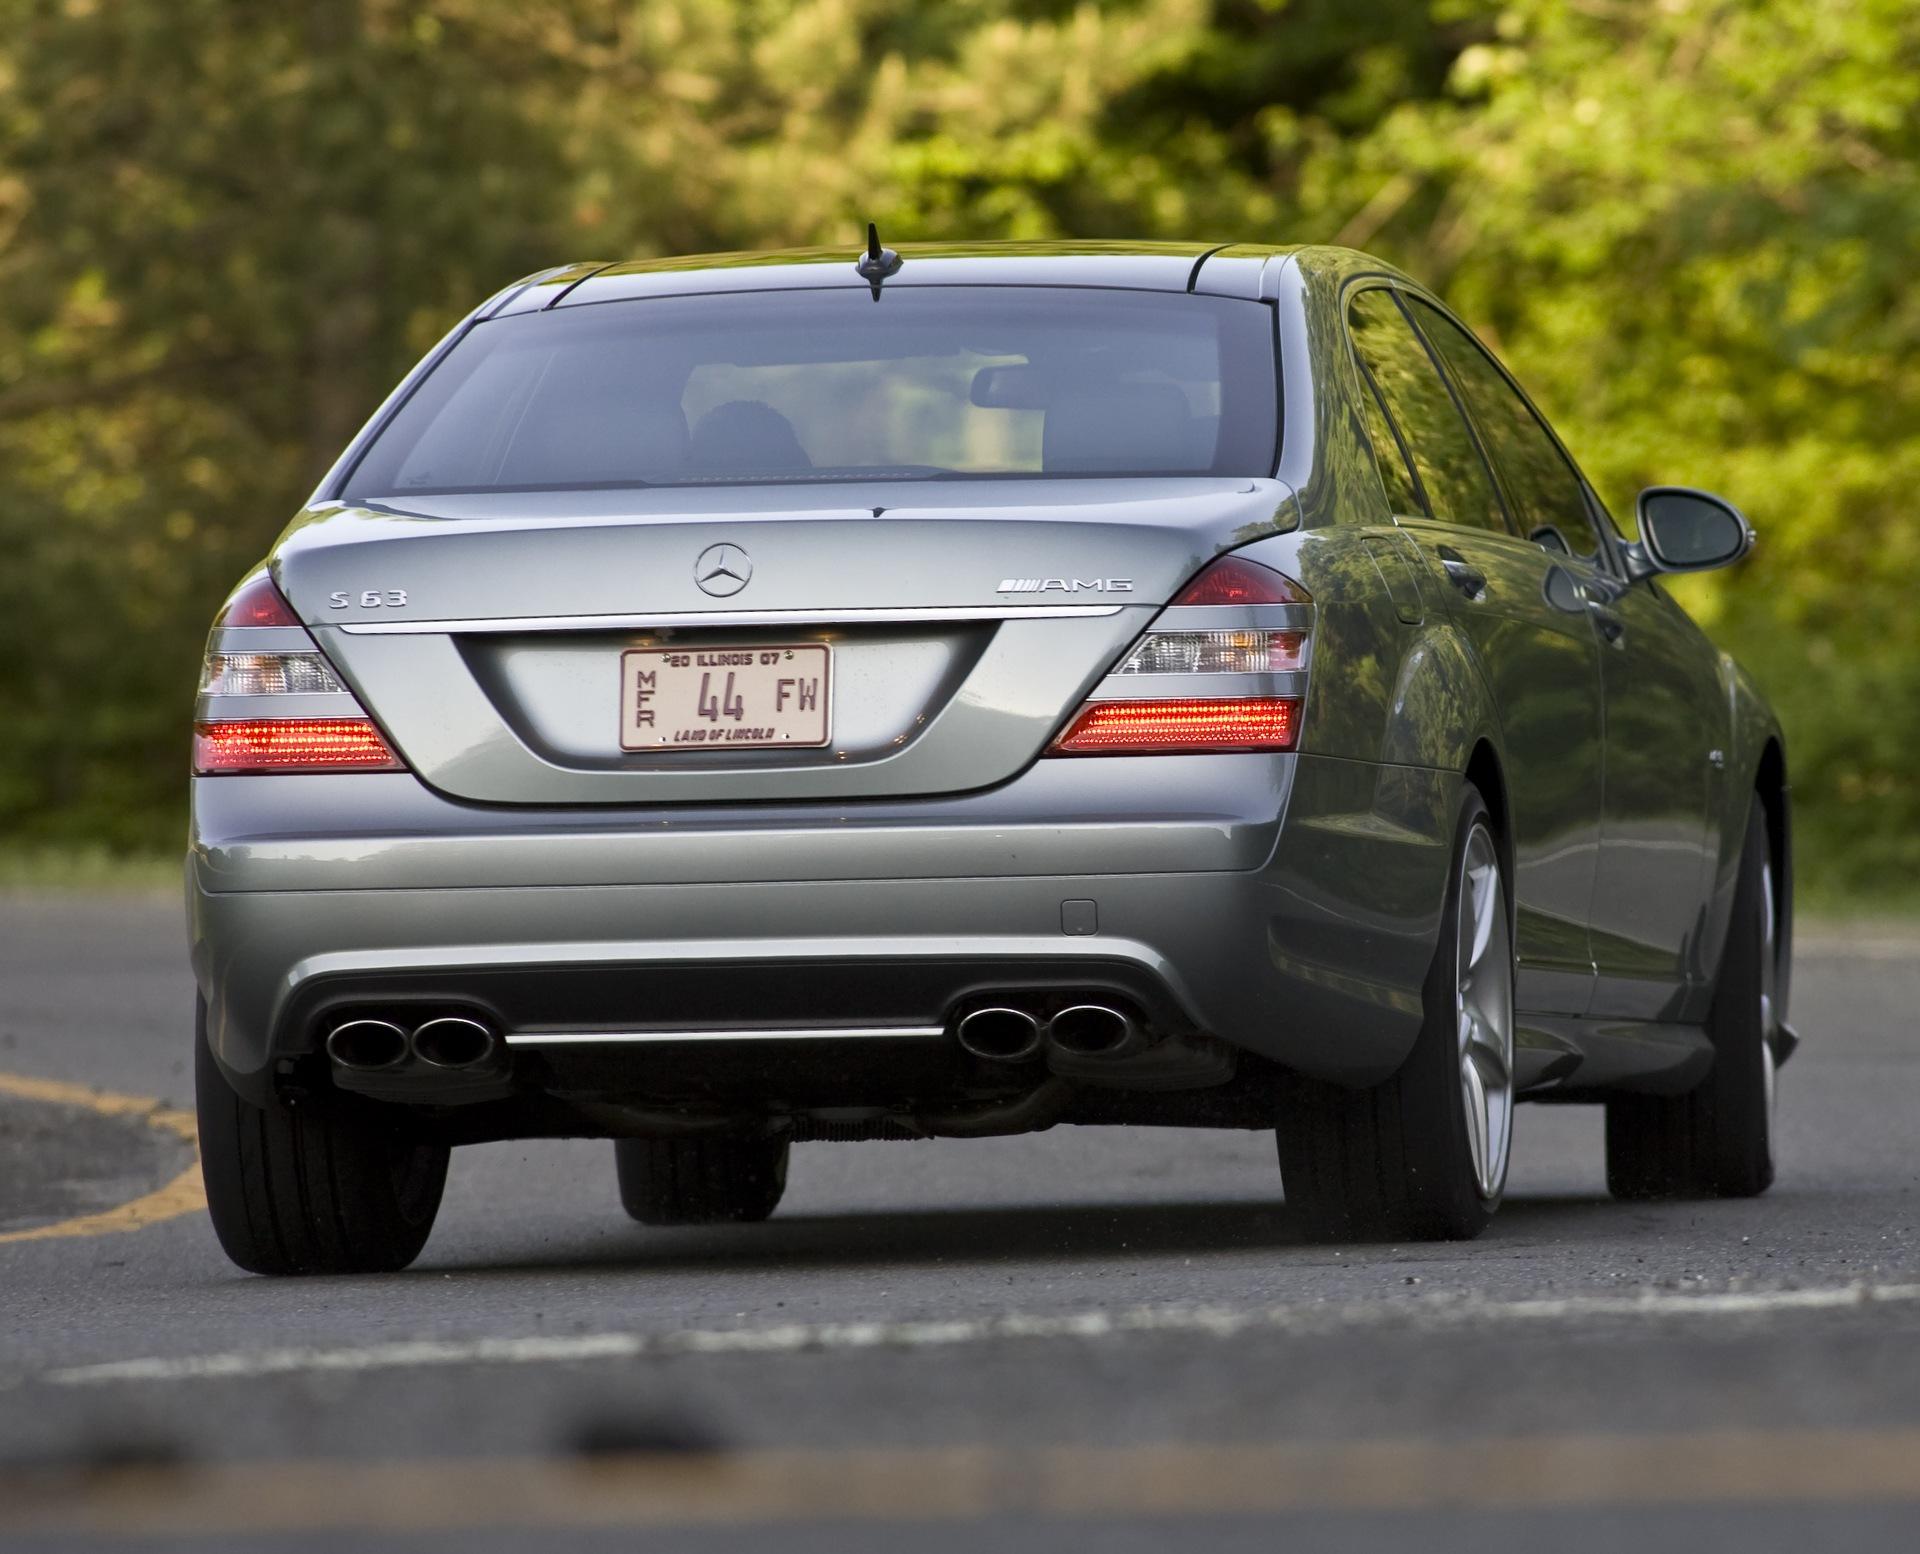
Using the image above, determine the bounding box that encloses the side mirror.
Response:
[1624,487,1754,580]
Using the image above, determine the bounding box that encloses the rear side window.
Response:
[1409,300,1601,559]
[343,287,1279,496]
[1353,358,1423,516]
[1346,288,1506,535]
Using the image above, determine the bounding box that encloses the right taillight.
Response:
[1048,555,1311,757]
[192,573,404,775]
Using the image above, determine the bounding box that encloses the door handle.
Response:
[1587,600,1626,644]
[1436,548,1489,600]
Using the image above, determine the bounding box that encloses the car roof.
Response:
[487,240,1312,315]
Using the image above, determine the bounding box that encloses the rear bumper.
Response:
[189,752,1458,1106]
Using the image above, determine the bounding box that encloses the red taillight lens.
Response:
[1171,556,1311,607]
[1050,697,1299,755]
[193,719,404,774]
[216,572,302,628]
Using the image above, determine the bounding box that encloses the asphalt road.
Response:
[2,890,1918,1550]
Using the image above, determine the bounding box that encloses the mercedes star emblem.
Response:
[694,542,752,598]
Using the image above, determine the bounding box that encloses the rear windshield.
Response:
[341,287,1278,496]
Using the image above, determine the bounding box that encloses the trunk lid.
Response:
[275,478,1296,805]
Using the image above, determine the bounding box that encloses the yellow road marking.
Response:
[3,1429,1919,1535]
[0,1071,204,1245]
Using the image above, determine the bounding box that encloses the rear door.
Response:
[1346,286,1603,1016]
[1575,519,1728,1018]
[1407,299,1725,1019]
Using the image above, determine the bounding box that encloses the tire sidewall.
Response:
[1703,803,1777,1192]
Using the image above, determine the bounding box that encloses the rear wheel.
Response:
[614,1136,790,1226]
[195,998,449,1275]
[1606,802,1778,1200]
[1276,783,1514,1241]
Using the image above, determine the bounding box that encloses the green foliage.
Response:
[0,0,1913,895]
[1318,0,1920,895]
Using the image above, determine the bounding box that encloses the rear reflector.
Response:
[193,718,404,774]
[1049,697,1299,755]
[216,572,302,629]
[1170,556,1311,607]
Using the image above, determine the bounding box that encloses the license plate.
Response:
[619,645,832,752]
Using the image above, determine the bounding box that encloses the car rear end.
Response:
[190,254,1341,1147]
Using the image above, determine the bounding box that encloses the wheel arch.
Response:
[1464,738,1509,842]
[1753,736,1790,882]
[1463,738,1516,904]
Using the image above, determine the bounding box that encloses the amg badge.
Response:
[996,577,1134,594]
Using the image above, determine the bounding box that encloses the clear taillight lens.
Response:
[198,653,349,697]
[1115,629,1307,676]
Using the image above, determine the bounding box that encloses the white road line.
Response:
[42,1281,1920,1388]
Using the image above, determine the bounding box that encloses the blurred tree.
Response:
[0,0,1913,895]
[0,0,567,845]
[1299,0,1920,893]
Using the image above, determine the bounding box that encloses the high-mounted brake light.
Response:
[1170,555,1311,607]
[1052,698,1299,755]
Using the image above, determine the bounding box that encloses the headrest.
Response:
[687,401,813,472]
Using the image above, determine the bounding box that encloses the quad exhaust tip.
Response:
[324,1018,409,1071]
[325,1014,500,1071]
[954,1007,1045,1063]
[955,1002,1142,1062]
[412,1015,498,1070]
[1046,1004,1136,1057]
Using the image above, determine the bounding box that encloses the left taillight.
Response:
[1047,555,1312,758]
[193,573,403,775]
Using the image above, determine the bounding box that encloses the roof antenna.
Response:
[853,221,902,300]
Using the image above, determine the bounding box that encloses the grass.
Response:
[1795,877,1920,925]
[0,845,181,893]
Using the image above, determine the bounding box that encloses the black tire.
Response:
[1276,783,1512,1242]
[195,998,449,1275]
[1606,802,1778,1201]
[614,1135,790,1226]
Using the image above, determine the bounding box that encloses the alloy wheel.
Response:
[1455,822,1515,1201]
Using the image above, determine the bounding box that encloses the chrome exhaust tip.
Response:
[324,1018,409,1071]
[411,1015,499,1070]
[954,1007,1045,1063]
[1046,1004,1137,1057]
